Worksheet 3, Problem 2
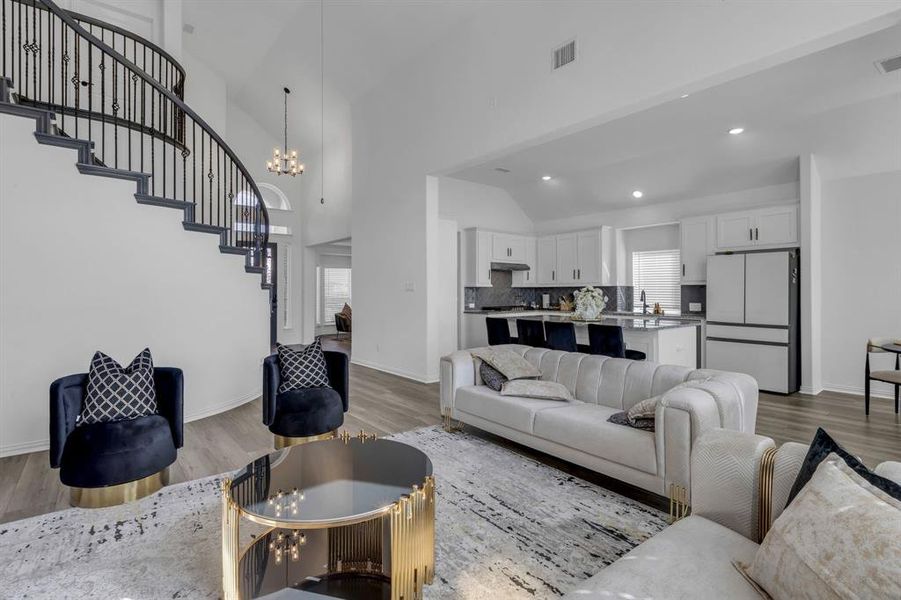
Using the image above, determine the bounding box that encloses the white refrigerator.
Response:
[705,250,800,394]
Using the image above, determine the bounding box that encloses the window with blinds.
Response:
[632,249,681,314]
[318,267,352,325]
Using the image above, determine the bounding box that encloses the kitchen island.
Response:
[462,310,702,368]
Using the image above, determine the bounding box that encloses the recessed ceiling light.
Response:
[542,175,552,181]
[680,93,689,99]
[632,190,644,199]
[728,127,745,135]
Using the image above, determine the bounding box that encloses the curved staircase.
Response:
[1,0,271,289]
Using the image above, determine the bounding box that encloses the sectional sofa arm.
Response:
[689,429,776,540]
[439,351,476,414]
[655,385,722,502]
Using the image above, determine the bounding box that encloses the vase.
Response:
[578,306,600,320]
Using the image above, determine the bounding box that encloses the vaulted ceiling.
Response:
[448,22,901,222]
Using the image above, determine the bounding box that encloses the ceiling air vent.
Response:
[553,40,576,70]
[875,54,901,74]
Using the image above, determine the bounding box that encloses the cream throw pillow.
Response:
[500,379,573,402]
[471,347,540,381]
[743,454,901,600]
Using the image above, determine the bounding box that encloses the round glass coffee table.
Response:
[221,431,434,600]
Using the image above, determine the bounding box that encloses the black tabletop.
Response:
[880,343,901,354]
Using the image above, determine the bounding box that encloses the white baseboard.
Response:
[0,438,49,458]
[351,358,438,384]
[183,389,261,422]
[821,382,894,400]
[0,390,262,459]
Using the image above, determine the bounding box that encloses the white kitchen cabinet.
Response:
[716,213,755,249]
[754,205,798,247]
[462,228,494,287]
[715,205,799,251]
[576,230,601,284]
[491,233,527,262]
[556,233,578,284]
[512,237,537,287]
[680,217,710,283]
[536,236,557,284]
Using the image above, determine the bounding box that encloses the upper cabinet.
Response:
[715,205,798,251]
[535,228,611,287]
[536,236,557,285]
[680,216,711,284]
[462,228,494,287]
[512,237,537,287]
[492,233,527,263]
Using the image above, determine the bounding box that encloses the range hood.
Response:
[490,262,530,271]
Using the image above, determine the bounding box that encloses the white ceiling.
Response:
[183,0,482,145]
[448,22,901,222]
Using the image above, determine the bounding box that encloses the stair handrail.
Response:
[14,0,186,101]
[13,0,269,256]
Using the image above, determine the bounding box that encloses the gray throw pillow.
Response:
[471,347,540,380]
[607,411,655,432]
[479,362,507,392]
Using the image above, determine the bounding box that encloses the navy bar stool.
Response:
[516,319,547,348]
[486,317,516,345]
[544,321,578,352]
[588,324,647,360]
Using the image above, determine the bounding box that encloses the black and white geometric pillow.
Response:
[277,339,330,393]
[80,348,157,425]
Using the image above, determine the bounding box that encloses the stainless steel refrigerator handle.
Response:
[755,227,759,240]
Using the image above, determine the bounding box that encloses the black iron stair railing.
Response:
[1,0,269,271]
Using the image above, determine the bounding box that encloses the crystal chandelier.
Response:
[267,87,303,177]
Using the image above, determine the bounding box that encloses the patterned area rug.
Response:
[0,426,666,599]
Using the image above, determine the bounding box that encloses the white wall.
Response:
[438,177,533,233]
[0,114,270,456]
[351,2,897,382]
[820,170,901,399]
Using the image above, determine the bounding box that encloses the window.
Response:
[317,267,352,325]
[632,249,681,314]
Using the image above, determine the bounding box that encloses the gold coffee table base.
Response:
[222,472,435,600]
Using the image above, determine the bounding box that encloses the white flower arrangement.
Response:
[574,286,608,320]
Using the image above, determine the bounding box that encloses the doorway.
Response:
[265,243,278,348]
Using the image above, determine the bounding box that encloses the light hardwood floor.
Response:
[1,341,898,524]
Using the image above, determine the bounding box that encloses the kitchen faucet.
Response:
[640,289,648,314]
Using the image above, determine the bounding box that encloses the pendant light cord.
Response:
[283,88,288,156]
[320,0,325,205]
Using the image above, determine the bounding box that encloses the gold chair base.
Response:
[70,468,169,508]
[274,429,338,449]
[668,483,690,523]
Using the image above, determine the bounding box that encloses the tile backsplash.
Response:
[464,270,706,314]
[464,270,631,311]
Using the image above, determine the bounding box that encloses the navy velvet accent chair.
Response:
[588,324,647,360]
[486,317,516,345]
[49,367,184,507]
[263,349,349,448]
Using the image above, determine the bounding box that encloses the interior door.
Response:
[537,236,557,284]
[265,243,278,348]
[745,251,789,326]
[576,231,601,283]
[706,254,745,323]
[556,234,578,284]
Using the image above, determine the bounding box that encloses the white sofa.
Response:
[562,429,901,599]
[439,345,758,502]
